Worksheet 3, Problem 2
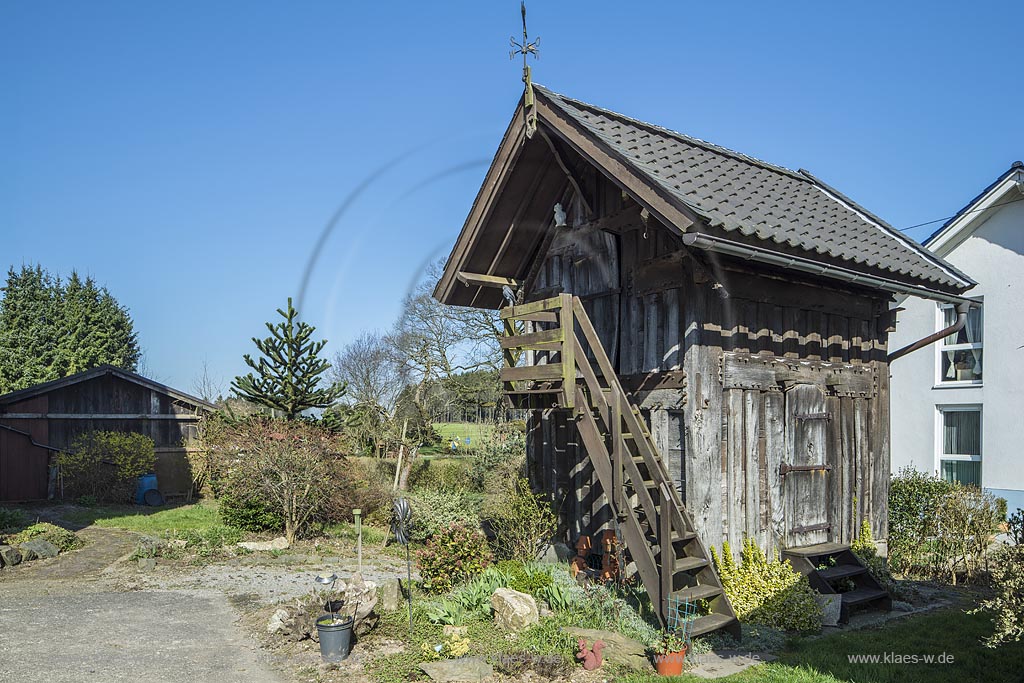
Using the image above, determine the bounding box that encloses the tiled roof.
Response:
[536,86,974,291]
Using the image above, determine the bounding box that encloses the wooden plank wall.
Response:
[523,174,892,556]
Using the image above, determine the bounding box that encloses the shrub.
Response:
[4,522,82,552]
[416,524,492,593]
[409,488,480,542]
[59,431,155,503]
[711,538,822,632]
[485,478,556,562]
[218,488,284,532]
[970,543,1024,647]
[1008,508,1024,545]
[889,467,1002,582]
[0,507,28,531]
[200,415,346,544]
[169,525,244,557]
[469,421,526,492]
[494,559,553,595]
[409,458,471,492]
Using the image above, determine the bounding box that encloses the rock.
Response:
[815,593,841,627]
[564,628,648,671]
[379,578,402,612]
[420,656,494,682]
[137,557,157,571]
[237,537,289,551]
[491,588,538,631]
[892,600,913,612]
[345,573,379,636]
[267,608,291,634]
[137,535,164,552]
[537,542,574,564]
[0,545,22,567]
[20,539,59,561]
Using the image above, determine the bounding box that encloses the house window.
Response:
[938,304,982,383]
[938,407,982,487]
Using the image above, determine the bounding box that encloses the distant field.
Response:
[433,422,493,445]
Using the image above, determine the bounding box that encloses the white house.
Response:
[890,161,1024,513]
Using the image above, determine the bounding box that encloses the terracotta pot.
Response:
[654,646,687,676]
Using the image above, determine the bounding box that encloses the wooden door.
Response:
[782,384,831,547]
[0,427,50,502]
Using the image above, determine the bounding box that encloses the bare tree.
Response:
[191,359,225,403]
[330,331,404,413]
[390,260,503,420]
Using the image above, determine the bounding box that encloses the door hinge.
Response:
[791,522,831,534]
[794,412,832,421]
[780,463,833,476]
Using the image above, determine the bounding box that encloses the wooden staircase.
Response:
[500,293,740,639]
[781,543,892,623]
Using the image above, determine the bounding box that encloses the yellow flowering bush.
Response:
[711,538,822,632]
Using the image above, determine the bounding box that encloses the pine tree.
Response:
[0,265,141,393]
[0,265,58,391]
[231,298,345,419]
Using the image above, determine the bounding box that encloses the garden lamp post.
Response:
[314,573,340,622]
[353,508,362,572]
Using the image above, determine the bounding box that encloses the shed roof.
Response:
[536,86,974,291]
[0,365,217,411]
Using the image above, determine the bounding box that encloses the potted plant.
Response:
[653,630,688,676]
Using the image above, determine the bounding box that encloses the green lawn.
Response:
[433,422,494,447]
[618,607,1023,683]
[60,500,222,534]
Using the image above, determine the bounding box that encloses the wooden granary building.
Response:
[0,365,215,502]
[435,85,976,634]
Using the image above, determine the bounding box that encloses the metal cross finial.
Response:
[509,2,540,139]
[509,1,539,73]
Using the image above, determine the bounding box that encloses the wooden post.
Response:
[559,293,575,410]
[659,482,673,619]
[392,418,409,491]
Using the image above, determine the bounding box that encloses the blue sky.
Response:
[3,1,1021,391]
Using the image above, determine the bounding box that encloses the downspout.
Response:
[888,301,971,363]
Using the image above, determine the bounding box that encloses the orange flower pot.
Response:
[654,646,687,676]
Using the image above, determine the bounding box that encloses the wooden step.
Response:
[688,613,737,638]
[672,584,723,603]
[841,587,889,607]
[783,542,848,558]
[817,564,867,582]
[674,556,709,572]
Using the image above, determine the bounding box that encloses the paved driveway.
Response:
[0,529,282,683]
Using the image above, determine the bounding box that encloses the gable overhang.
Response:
[926,163,1024,257]
[437,89,977,309]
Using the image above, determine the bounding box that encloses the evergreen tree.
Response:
[0,265,141,393]
[232,298,345,419]
[0,265,58,391]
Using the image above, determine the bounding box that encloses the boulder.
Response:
[0,545,22,567]
[563,628,649,671]
[238,537,289,551]
[344,573,379,636]
[420,656,494,682]
[266,608,291,634]
[491,587,538,631]
[537,542,574,564]
[379,578,402,612]
[137,557,157,571]
[20,539,59,561]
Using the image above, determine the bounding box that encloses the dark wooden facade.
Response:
[526,185,892,559]
[0,366,214,501]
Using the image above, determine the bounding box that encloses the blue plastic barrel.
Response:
[135,473,158,505]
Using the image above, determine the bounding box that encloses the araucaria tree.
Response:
[232,298,345,419]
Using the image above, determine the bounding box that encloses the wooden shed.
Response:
[435,85,976,634]
[0,365,215,502]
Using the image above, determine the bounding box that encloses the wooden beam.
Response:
[1,413,201,420]
[537,126,594,218]
[456,272,519,289]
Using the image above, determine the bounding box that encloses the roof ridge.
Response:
[534,84,808,181]
[925,161,1024,245]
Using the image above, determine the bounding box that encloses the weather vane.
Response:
[509,1,539,138]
